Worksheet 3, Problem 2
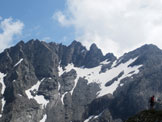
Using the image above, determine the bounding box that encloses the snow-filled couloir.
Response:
[0,72,6,118]
[40,114,47,122]
[14,58,23,67]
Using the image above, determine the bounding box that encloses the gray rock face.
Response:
[72,78,100,121]
[0,40,162,122]
[46,99,65,122]
[83,44,104,68]
[38,77,59,99]
[60,69,76,93]
[88,94,114,117]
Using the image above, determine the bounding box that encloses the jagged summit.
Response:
[9,39,117,68]
[116,44,162,67]
[90,43,98,50]
[69,40,83,47]
[124,44,161,57]
[136,44,161,52]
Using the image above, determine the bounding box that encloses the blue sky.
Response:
[1,0,162,56]
[0,0,74,46]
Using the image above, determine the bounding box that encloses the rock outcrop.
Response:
[126,110,162,122]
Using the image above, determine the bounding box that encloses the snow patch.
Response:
[84,116,93,122]
[25,79,49,108]
[120,83,124,87]
[0,73,6,95]
[40,114,47,122]
[61,92,68,105]
[1,98,5,112]
[111,60,117,68]
[34,95,49,108]
[97,57,142,97]
[84,114,100,122]
[25,81,41,99]
[14,58,23,67]
[0,72,6,118]
[41,78,45,82]
[81,49,86,53]
[58,57,143,97]
[18,94,22,97]
[100,60,110,65]
[58,82,61,91]
[70,77,79,95]
[58,65,64,76]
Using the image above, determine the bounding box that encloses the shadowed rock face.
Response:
[126,110,162,122]
[0,40,162,122]
[83,43,103,68]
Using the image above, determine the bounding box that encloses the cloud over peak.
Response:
[54,0,162,56]
[0,17,24,52]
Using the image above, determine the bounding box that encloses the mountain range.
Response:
[0,39,162,122]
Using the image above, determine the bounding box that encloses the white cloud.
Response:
[54,0,162,56]
[53,11,72,27]
[0,17,24,52]
[42,37,51,41]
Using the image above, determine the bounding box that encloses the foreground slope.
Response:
[0,39,162,122]
[126,110,162,122]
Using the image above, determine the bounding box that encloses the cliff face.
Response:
[0,39,162,122]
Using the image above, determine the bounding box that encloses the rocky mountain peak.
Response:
[84,47,103,68]
[59,41,114,68]
[69,40,82,47]
[15,40,25,47]
[137,44,161,52]
[90,43,98,50]
[116,44,162,67]
[0,40,162,122]
[104,53,117,61]
[27,39,41,44]
[124,44,161,57]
